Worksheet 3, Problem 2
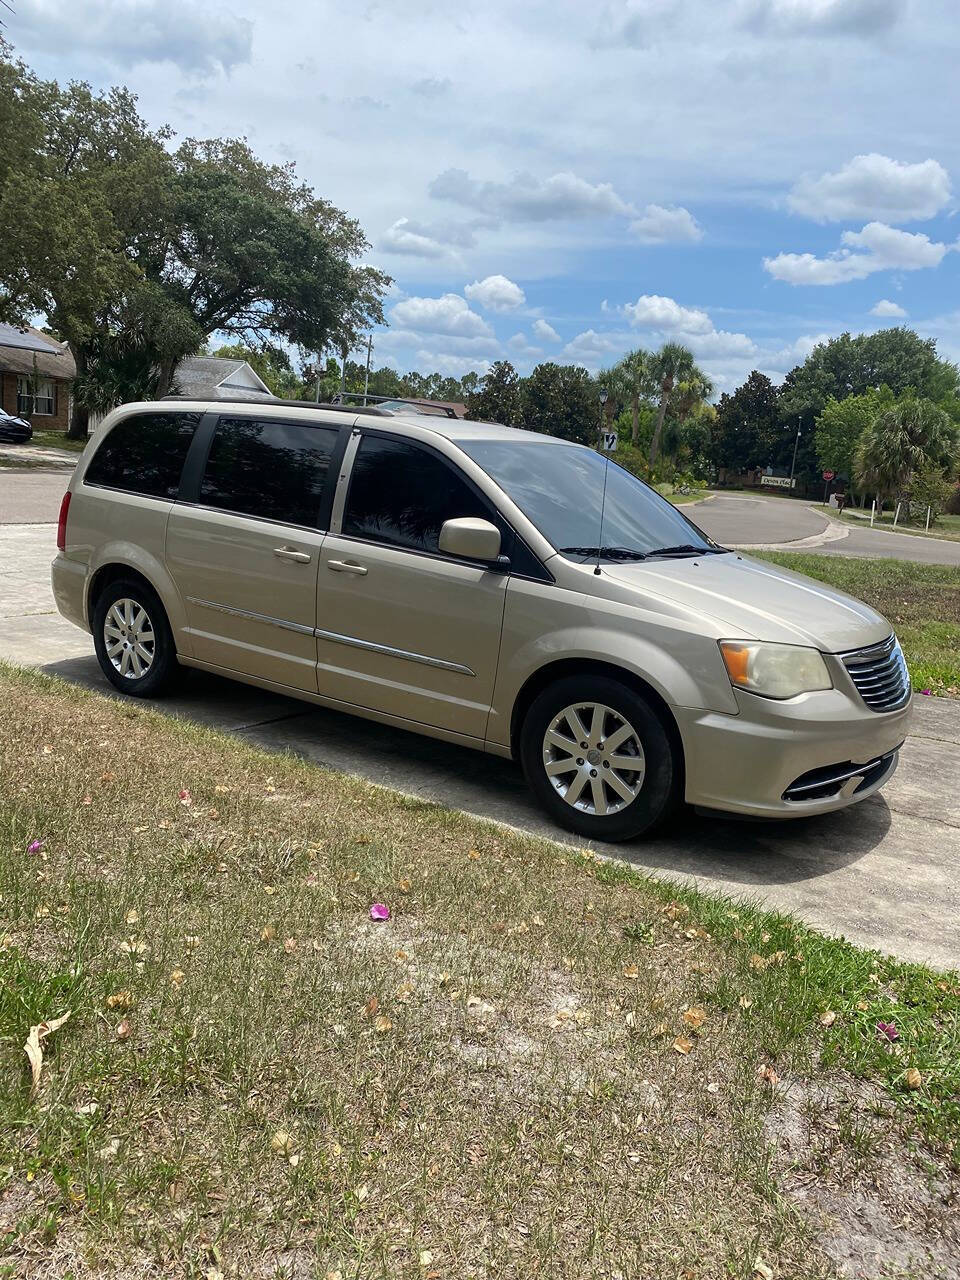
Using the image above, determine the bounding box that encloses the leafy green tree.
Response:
[466,360,523,425]
[905,461,957,525]
[521,363,597,444]
[0,47,389,436]
[854,397,957,508]
[712,371,781,473]
[814,386,895,482]
[780,329,959,428]
[609,348,654,446]
[649,343,708,467]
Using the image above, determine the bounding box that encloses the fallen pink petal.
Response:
[369,903,391,922]
[920,689,932,696]
[26,839,43,855]
[876,1020,899,1042]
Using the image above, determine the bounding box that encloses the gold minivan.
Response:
[52,399,911,841]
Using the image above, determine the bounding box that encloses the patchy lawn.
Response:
[25,431,88,454]
[1,664,958,1278]
[754,552,960,698]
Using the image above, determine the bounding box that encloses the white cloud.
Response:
[532,319,562,343]
[464,274,526,311]
[17,0,252,72]
[686,330,758,358]
[411,77,452,97]
[388,294,493,339]
[376,328,499,357]
[508,333,542,357]
[764,221,951,285]
[787,154,951,224]
[870,299,908,318]
[561,329,626,366]
[380,219,449,259]
[413,351,492,377]
[429,168,633,222]
[629,203,703,244]
[620,294,713,334]
[741,0,905,37]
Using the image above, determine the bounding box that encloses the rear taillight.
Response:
[56,491,71,551]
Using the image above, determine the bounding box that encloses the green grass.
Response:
[0,662,958,1276]
[25,430,87,454]
[754,552,960,697]
[817,506,960,543]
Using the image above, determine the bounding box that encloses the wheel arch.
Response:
[509,658,685,785]
[86,563,157,626]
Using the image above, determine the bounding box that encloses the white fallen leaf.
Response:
[24,1011,71,1098]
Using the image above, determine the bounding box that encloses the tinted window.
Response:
[199,418,340,526]
[344,435,492,554]
[459,439,718,559]
[85,412,200,499]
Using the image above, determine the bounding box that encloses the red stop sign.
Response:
[822,470,835,481]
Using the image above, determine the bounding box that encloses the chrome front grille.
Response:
[841,634,910,712]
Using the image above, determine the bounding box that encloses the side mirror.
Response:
[438,517,502,562]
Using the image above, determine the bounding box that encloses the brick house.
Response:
[0,323,75,431]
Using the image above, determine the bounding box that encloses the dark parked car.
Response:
[0,412,32,444]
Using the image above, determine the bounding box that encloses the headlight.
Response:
[719,640,832,700]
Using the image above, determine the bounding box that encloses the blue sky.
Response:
[10,0,960,392]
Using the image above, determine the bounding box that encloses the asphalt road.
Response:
[1,518,958,970]
[691,492,960,566]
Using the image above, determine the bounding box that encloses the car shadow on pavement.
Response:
[40,655,890,891]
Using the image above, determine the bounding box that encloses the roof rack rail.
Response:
[159,394,393,417]
[329,391,459,419]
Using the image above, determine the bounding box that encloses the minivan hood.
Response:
[602,552,892,652]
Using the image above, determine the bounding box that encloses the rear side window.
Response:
[85,412,200,499]
[199,417,340,527]
[344,435,492,554]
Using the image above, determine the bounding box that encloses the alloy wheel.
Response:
[103,597,156,680]
[541,702,646,816]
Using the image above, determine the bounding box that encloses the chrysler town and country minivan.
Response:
[52,400,911,841]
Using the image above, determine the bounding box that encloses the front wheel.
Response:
[92,578,178,697]
[519,675,680,842]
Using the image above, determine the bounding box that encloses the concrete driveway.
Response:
[2,519,958,970]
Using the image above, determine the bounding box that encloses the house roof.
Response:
[173,356,273,399]
[0,325,76,380]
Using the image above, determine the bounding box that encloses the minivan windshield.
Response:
[459,438,723,561]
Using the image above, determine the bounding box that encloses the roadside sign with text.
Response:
[760,475,795,489]
[822,469,835,481]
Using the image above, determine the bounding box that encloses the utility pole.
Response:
[363,334,373,404]
[788,417,801,492]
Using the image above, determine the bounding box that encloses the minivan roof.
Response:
[158,395,573,446]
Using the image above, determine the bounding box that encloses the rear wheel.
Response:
[520,675,680,842]
[92,578,177,697]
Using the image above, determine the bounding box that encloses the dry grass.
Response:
[0,664,958,1279]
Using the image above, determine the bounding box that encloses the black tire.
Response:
[92,577,178,698]
[519,674,680,842]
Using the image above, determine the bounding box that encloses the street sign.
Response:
[760,475,794,489]
[822,470,835,481]
[600,432,618,452]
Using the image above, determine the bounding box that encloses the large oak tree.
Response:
[0,42,388,437]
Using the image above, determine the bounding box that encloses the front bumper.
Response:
[674,681,912,819]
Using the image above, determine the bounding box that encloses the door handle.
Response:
[328,559,368,576]
[274,546,311,563]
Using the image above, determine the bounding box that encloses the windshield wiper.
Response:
[645,543,725,557]
[559,545,649,561]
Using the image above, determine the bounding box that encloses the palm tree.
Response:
[610,348,654,446]
[854,398,955,509]
[649,342,704,468]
